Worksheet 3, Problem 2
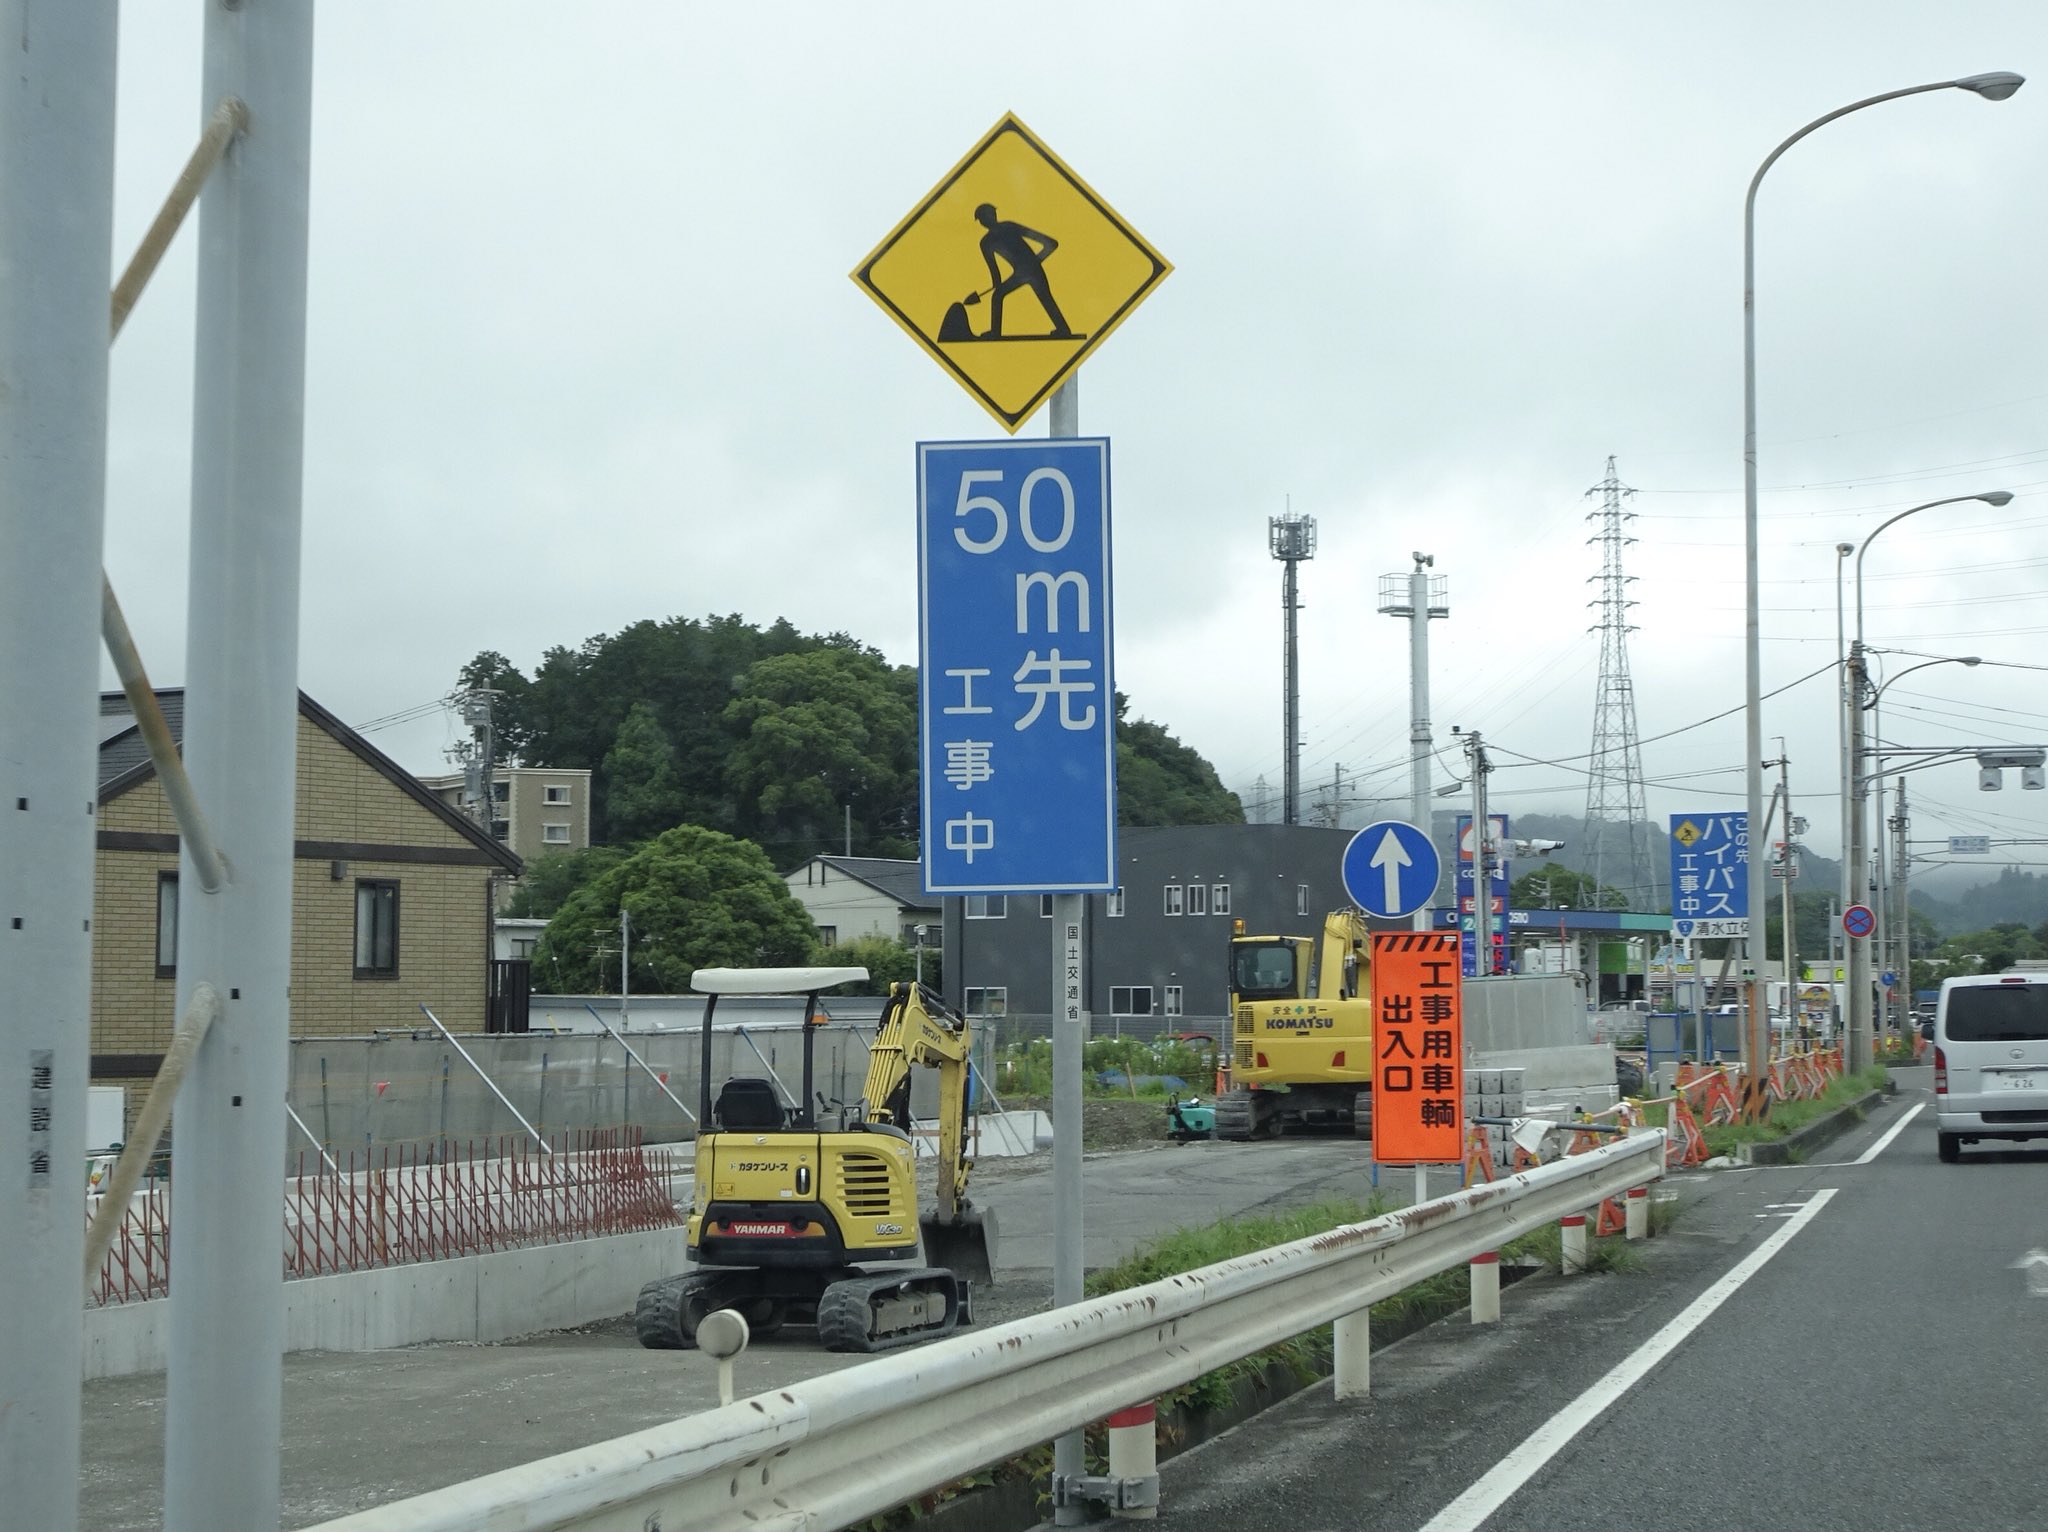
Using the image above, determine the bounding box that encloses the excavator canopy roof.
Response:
[689,965,870,996]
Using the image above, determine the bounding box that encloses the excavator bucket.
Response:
[921,1205,998,1287]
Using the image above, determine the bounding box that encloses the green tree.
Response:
[603,702,686,844]
[501,845,628,918]
[533,825,818,992]
[1926,921,2043,980]
[723,648,919,863]
[815,934,940,994]
[1116,699,1243,826]
[1510,864,1626,909]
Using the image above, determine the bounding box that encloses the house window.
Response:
[965,986,1008,1017]
[1165,985,1184,1018]
[1297,883,1310,916]
[816,925,838,946]
[543,784,572,805]
[1040,894,1055,918]
[1107,888,1125,918]
[511,938,537,958]
[1187,884,1209,917]
[1110,985,1154,1016]
[156,872,179,978]
[542,822,571,844]
[965,895,1005,919]
[354,880,400,978]
[1213,884,1232,915]
[1163,885,1184,917]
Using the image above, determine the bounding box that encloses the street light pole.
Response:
[1743,71,2021,1095]
[1834,540,1855,973]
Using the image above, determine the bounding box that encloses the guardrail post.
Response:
[1106,1404,1158,1521]
[1470,1250,1501,1322]
[1625,1186,1650,1241]
[1333,1309,1370,1399]
[1560,1213,1589,1274]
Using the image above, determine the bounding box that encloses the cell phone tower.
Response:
[1582,457,1658,910]
[1270,510,1317,825]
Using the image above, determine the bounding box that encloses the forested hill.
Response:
[459,615,1241,866]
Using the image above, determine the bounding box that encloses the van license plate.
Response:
[2002,1074,2036,1090]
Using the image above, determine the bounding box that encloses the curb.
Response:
[1738,1086,1890,1165]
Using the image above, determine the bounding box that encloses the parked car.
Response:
[1933,972,2048,1162]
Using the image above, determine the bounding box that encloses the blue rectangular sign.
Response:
[918,438,1116,893]
[1455,814,1511,977]
[1667,811,1748,939]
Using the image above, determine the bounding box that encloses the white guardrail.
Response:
[310,1132,1664,1532]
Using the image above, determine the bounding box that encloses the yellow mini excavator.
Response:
[634,967,997,1354]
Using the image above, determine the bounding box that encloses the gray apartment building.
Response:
[942,822,1390,1038]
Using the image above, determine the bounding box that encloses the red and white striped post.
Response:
[1625,1185,1651,1241]
[1470,1250,1501,1323]
[1560,1213,1589,1274]
[1105,1403,1157,1521]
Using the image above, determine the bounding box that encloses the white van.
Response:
[1933,971,2048,1162]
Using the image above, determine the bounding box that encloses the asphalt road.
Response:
[1143,1066,2048,1532]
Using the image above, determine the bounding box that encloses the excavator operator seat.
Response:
[713,1077,785,1131]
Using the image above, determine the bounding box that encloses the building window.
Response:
[965,895,1006,920]
[354,880,400,978]
[543,784,572,805]
[1040,894,1055,918]
[1187,884,1209,917]
[1163,885,1184,917]
[1297,883,1310,916]
[512,938,537,959]
[542,822,571,844]
[1165,985,1184,1018]
[965,986,1008,1017]
[816,925,838,946]
[1110,985,1154,1016]
[1213,884,1232,915]
[490,780,509,802]
[156,872,179,978]
[490,818,510,842]
[1106,888,1125,918]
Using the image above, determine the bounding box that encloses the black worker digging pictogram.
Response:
[936,204,1090,344]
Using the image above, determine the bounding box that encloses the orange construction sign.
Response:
[1370,932,1463,1165]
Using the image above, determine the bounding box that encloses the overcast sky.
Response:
[102,3,2048,891]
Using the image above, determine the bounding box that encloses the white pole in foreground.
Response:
[1049,376,1090,1527]
[1470,1251,1502,1322]
[0,9,117,1527]
[163,6,315,1528]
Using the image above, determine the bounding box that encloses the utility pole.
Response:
[1844,643,1873,1073]
[1771,747,1796,1049]
[1460,730,1496,976]
[620,907,632,1030]
[1270,510,1317,826]
[1378,553,1448,927]
[1891,777,1909,1033]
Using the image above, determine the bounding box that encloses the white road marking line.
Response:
[1416,1188,1838,1532]
[1852,1102,1923,1164]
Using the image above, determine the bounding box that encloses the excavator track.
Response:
[815,1268,969,1353]
[1351,1090,1373,1142]
[634,1271,738,1351]
[1213,1089,1258,1141]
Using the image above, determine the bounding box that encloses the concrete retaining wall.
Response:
[82,1226,687,1382]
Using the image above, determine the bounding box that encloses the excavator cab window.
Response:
[1232,941,1301,1000]
[713,1077,786,1131]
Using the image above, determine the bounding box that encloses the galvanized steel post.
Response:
[0,7,118,1525]
[162,4,316,1528]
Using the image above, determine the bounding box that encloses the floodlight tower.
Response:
[1582,457,1656,910]
[1270,511,1317,825]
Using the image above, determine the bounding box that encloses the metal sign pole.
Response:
[1047,376,1091,1526]
[163,7,315,1528]
[0,10,116,1526]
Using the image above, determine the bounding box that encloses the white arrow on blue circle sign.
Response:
[1341,820,1440,919]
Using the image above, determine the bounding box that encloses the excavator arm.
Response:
[863,982,976,1224]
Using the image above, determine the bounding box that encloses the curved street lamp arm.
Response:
[1854,494,2005,643]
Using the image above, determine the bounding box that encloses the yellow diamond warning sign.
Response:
[1671,820,1703,849]
[852,112,1170,433]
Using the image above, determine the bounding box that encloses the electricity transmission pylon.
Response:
[1582,457,1657,910]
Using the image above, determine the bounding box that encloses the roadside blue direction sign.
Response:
[917,438,1116,892]
[1668,811,1748,940]
[1342,821,1440,919]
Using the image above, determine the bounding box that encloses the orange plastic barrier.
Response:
[1464,1122,1496,1184]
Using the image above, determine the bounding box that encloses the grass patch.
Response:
[1698,1064,1887,1157]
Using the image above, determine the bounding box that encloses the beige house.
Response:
[781,856,938,948]
[93,691,523,1089]
[419,765,592,865]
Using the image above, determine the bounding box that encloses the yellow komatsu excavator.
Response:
[634,967,997,1354]
[1216,909,1375,1140]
